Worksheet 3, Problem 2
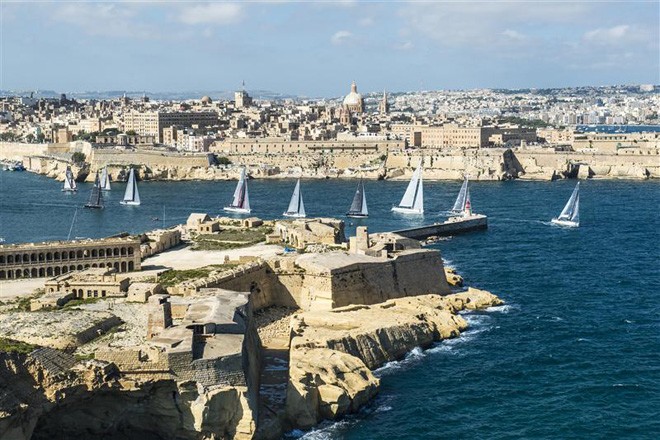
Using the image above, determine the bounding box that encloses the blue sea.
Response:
[1,172,659,439]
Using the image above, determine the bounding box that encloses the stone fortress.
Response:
[0,215,502,440]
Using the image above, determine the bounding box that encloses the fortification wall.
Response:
[0,142,49,160]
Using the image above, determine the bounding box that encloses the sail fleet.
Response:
[64,165,581,227]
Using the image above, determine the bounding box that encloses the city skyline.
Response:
[1,1,659,96]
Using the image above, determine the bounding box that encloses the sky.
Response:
[1,0,659,97]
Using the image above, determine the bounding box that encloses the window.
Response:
[101,290,106,297]
[87,290,92,297]
[93,290,98,298]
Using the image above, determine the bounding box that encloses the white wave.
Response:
[375,405,393,413]
[374,346,426,377]
[290,418,355,439]
[485,304,517,314]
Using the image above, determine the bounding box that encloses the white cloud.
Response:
[178,3,243,25]
[502,29,526,41]
[52,3,159,39]
[359,17,374,27]
[394,41,414,51]
[331,30,353,46]
[584,25,629,42]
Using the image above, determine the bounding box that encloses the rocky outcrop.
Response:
[444,267,464,287]
[284,288,503,428]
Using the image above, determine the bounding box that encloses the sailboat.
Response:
[62,167,77,192]
[283,179,306,218]
[223,168,251,214]
[451,176,469,214]
[392,161,423,214]
[84,172,104,209]
[551,182,580,227]
[120,168,141,206]
[346,179,368,218]
[100,166,111,191]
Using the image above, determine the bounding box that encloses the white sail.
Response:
[452,177,469,212]
[284,179,305,217]
[100,167,111,191]
[393,162,423,214]
[121,168,140,205]
[224,168,251,213]
[63,167,77,191]
[347,179,368,217]
[557,183,579,221]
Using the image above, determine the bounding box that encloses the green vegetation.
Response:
[216,156,232,165]
[72,152,86,164]
[0,338,39,354]
[62,297,103,309]
[0,132,17,141]
[191,226,272,251]
[498,116,549,128]
[74,131,100,142]
[158,264,237,286]
[125,130,137,136]
[75,352,96,361]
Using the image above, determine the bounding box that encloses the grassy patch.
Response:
[158,264,238,286]
[62,297,103,309]
[75,352,96,361]
[0,338,39,354]
[191,227,271,251]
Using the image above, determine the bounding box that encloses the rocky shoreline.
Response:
[2,141,658,183]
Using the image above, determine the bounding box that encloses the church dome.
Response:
[201,96,212,104]
[342,81,363,106]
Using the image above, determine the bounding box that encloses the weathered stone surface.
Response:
[284,289,503,428]
[286,347,378,429]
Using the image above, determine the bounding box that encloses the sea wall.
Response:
[6,140,659,182]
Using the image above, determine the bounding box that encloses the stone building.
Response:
[378,90,389,114]
[44,267,130,299]
[0,237,141,280]
[235,89,253,109]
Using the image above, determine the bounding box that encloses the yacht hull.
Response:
[120,201,140,206]
[391,206,423,215]
[224,206,251,214]
[283,212,306,218]
[551,218,579,228]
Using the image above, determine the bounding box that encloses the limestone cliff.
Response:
[0,347,257,440]
[285,288,503,428]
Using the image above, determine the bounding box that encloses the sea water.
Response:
[1,172,658,439]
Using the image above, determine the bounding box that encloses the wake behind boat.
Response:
[120,168,141,206]
[551,182,580,227]
[283,179,306,218]
[224,168,251,214]
[346,179,368,218]
[392,161,423,215]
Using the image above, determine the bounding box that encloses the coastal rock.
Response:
[285,290,503,428]
[286,347,378,429]
[444,267,464,287]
